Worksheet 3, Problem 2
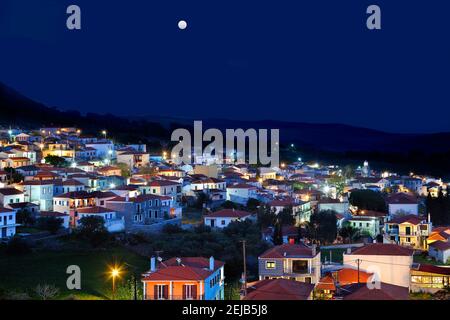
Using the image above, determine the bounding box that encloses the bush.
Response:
[5,237,31,255]
[37,217,63,234]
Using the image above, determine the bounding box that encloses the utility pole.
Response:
[356,259,361,284]
[241,240,247,297]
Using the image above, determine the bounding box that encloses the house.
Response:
[85,141,115,158]
[428,241,450,263]
[427,227,450,246]
[258,243,321,284]
[117,151,149,168]
[341,282,410,300]
[39,211,70,229]
[269,198,312,224]
[53,190,117,214]
[315,268,373,299]
[142,256,225,300]
[259,168,277,181]
[0,188,25,206]
[0,170,7,188]
[410,264,450,293]
[97,166,122,177]
[386,193,418,216]
[384,215,431,250]
[159,168,185,178]
[243,279,315,300]
[7,202,40,216]
[75,206,125,232]
[17,180,55,211]
[204,209,253,229]
[0,207,18,238]
[318,197,349,215]
[105,194,181,228]
[226,183,257,205]
[146,180,182,202]
[343,243,414,288]
[348,216,380,238]
[53,179,86,195]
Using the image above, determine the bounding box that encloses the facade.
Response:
[428,241,450,263]
[142,256,225,300]
[387,193,419,216]
[410,264,450,293]
[258,243,321,284]
[0,207,18,238]
[75,206,125,232]
[204,209,253,229]
[18,180,54,211]
[343,243,414,288]
[226,183,257,205]
[384,215,431,250]
[0,188,25,206]
[348,216,380,238]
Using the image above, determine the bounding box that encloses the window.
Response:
[292,260,308,273]
[366,223,370,227]
[183,284,197,300]
[265,261,276,269]
[221,220,226,225]
[154,285,168,300]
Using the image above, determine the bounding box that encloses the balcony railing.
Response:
[283,267,315,276]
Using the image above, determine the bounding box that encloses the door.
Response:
[405,226,411,236]
[210,219,215,227]
[1,228,6,238]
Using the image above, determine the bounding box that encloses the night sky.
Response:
[0,0,449,133]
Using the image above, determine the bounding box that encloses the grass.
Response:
[414,254,449,266]
[0,245,148,299]
[320,248,346,264]
[16,227,43,234]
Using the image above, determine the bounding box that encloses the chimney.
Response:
[176,257,182,265]
[428,212,431,223]
[311,244,317,256]
[209,256,215,271]
[150,256,156,272]
[125,195,129,202]
[346,248,351,254]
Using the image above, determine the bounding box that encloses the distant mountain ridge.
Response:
[2,81,450,154]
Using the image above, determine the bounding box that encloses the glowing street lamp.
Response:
[109,265,122,300]
[102,130,107,139]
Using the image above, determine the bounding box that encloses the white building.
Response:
[0,188,25,206]
[428,241,450,264]
[226,183,257,205]
[17,180,54,211]
[76,206,125,232]
[0,207,18,238]
[204,209,253,229]
[387,193,418,217]
[343,243,414,288]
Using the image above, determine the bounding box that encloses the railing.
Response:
[283,267,315,275]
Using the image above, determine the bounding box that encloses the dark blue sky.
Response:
[0,0,449,133]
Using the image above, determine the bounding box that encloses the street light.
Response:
[109,264,122,300]
[102,130,107,139]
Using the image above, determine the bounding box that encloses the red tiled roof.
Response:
[259,243,316,259]
[343,282,409,300]
[40,211,69,217]
[206,209,252,219]
[413,264,450,275]
[142,257,224,281]
[0,207,15,213]
[387,214,424,225]
[148,180,179,187]
[336,268,372,285]
[227,183,255,189]
[349,243,414,256]
[387,193,418,204]
[316,274,336,291]
[0,188,23,196]
[244,279,314,300]
[76,206,114,214]
[429,240,450,251]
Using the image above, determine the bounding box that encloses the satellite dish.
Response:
[157,257,163,262]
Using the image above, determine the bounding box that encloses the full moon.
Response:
[178,20,187,30]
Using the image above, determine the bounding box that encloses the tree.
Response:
[349,189,387,212]
[35,284,59,300]
[277,207,295,226]
[16,209,35,226]
[5,236,31,255]
[195,192,208,209]
[116,162,131,178]
[44,155,68,167]
[339,223,360,244]
[3,167,24,183]
[306,210,338,245]
[273,220,283,245]
[246,198,260,213]
[37,217,63,234]
[327,175,346,196]
[257,205,276,229]
[78,216,109,246]
[221,200,237,210]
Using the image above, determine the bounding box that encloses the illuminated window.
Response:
[266,261,276,269]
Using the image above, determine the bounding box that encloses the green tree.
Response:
[277,207,295,226]
[273,220,283,245]
[246,198,261,212]
[306,210,338,245]
[78,216,109,247]
[257,205,276,229]
[3,167,24,183]
[339,223,360,244]
[349,189,387,212]
[36,216,63,234]
[44,155,68,167]
[16,209,35,226]
[116,162,131,178]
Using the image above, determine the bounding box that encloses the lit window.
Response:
[266,261,276,269]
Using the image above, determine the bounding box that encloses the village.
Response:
[0,126,449,300]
